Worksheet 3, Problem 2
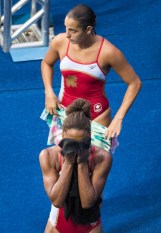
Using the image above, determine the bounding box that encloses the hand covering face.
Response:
[58,137,102,224]
[59,137,91,163]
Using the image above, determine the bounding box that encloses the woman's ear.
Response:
[86,26,93,35]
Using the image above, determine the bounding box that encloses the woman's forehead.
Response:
[64,16,80,28]
[63,129,89,140]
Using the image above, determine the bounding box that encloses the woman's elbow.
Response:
[49,193,64,208]
[81,199,95,209]
[51,199,64,208]
[132,76,142,93]
[41,59,45,67]
[137,77,142,91]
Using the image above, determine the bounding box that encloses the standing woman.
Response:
[41,4,142,141]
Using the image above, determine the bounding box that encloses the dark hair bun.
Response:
[65,98,91,119]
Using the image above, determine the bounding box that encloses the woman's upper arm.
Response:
[110,48,140,84]
[91,150,112,199]
[42,34,63,66]
[39,149,59,196]
[103,40,140,84]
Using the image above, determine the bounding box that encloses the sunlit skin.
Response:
[63,128,90,140]
[39,128,112,233]
[41,16,142,139]
[64,16,93,45]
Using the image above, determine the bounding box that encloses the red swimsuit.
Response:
[49,147,101,233]
[59,38,109,120]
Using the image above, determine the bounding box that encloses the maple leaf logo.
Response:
[66,75,77,87]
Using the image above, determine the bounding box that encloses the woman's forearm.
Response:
[105,77,142,138]
[41,60,55,95]
[49,162,73,208]
[77,163,96,209]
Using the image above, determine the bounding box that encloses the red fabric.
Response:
[95,38,104,62]
[60,71,109,120]
[56,208,101,233]
[60,37,109,120]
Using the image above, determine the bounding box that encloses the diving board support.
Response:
[0,0,50,53]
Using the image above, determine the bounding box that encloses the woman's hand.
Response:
[77,149,90,164]
[45,90,62,115]
[64,152,77,165]
[105,116,123,139]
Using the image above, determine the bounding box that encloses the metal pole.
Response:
[36,0,45,5]
[0,0,2,45]
[3,0,12,52]
[1,0,30,25]
[41,0,49,46]
[11,8,44,40]
[31,0,37,17]
[0,0,1,25]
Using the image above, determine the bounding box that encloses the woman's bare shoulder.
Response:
[102,37,119,52]
[94,146,112,162]
[50,33,68,47]
[40,145,60,156]
[39,146,61,168]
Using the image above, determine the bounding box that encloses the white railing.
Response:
[0,0,50,52]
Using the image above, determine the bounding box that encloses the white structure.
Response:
[0,0,50,53]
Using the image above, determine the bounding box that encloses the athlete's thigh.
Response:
[44,220,59,233]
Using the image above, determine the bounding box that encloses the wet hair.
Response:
[67,4,96,30]
[63,98,91,134]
